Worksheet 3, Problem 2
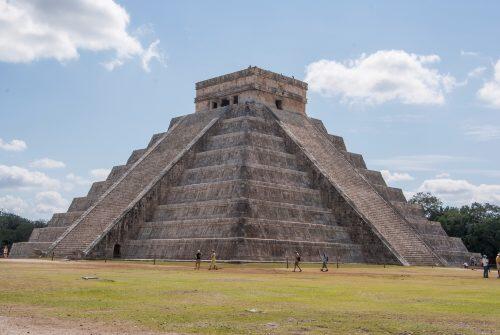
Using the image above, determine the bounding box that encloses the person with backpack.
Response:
[293,251,302,272]
[320,252,329,272]
[194,250,202,270]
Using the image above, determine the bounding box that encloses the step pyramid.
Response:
[10,67,479,266]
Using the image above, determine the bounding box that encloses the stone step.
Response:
[179,164,311,188]
[46,211,84,228]
[373,185,406,203]
[120,237,366,262]
[127,148,147,165]
[153,198,335,224]
[67,197,90,212]
[217,116,279,136]
[86,180,112,202]
[328,135,347,151]
[192,146,300,170]
[9,242,52,258]
[437,250,478,266]
[147,132,168,148]
[358,169,387,187]
[165,179,322,207]
[132,218,352,243]
[28,227,67,243]
[106,164,129,183]
[391,201,426,218]
[421,234,469,252]
[340,151,367,169]
[406,218,448,236]
[205,131,285,151]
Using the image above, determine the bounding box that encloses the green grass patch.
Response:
[0,260,498,334]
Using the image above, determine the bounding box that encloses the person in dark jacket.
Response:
[195,250,202,270]
[320,253,329,272]
[293,251,302,272]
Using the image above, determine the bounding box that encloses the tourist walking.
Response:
[481,255,489,278]
[496,252,500,279]
[209,250,218,270]
[293,251,302,272]
[320,252,329,272]
[2,245,8,258]
[195,250,202,270]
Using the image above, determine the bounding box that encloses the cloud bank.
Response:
[0,165,60,190]
[305,50,456,105]
[30,158,66,169]
[418,178,500,206]
[477,60,500,108]
[381,170,414,183]
[0,138,27,152]
[0,0,163,71]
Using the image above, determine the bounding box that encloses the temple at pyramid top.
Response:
[195,66,308,114]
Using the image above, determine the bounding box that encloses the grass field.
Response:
[0,259,498,334]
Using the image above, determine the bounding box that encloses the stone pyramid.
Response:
[11,67,478,266]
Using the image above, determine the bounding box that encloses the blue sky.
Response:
[1,1,500,219]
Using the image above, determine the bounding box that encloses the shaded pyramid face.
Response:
[120,104,381,262]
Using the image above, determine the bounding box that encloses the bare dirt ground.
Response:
[0,315,179,335]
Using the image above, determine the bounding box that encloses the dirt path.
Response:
[0,315,179,335]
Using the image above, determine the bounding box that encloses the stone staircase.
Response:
[43,109,224,258]
[270,106,444,266]
[121,105,370,262]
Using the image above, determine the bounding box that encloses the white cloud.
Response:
[435,172,450,178]
[305,50,457,105]
[102,58,124,71]
[0,165,60,189]
[30,158,66,169]
[370,155,467,172]
[477,60,500,108]
[0,195,28,215]
[0,138,27,152]
[467,66,486,79]
[35,191,69,214]
[464,125,500,142]
[380,170,414,183]
[0,0,164,72]
[141,39,164,72]
[90,168,111,181]
[460,50,480,57]
[417,178,500,206]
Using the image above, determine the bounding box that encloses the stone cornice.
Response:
[195,66,308,90]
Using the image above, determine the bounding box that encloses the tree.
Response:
[409,192,443,220]
[0,211,46,249]
[437,203,500,258]
[408,193,500,259]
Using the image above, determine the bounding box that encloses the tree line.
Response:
[409,192,500,260]
[0,211,46,250]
